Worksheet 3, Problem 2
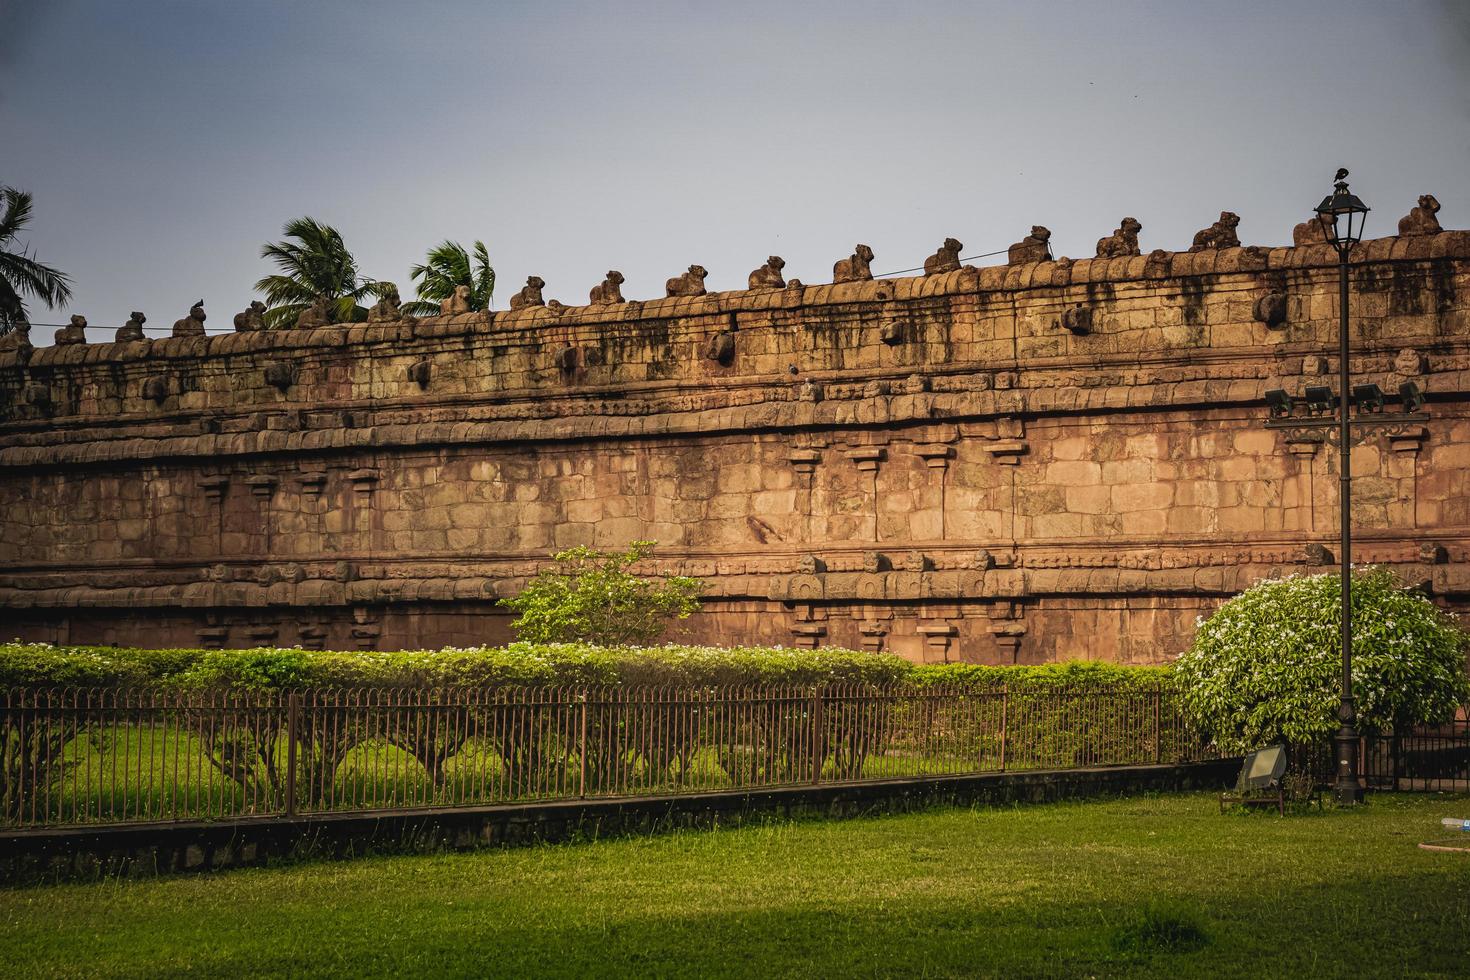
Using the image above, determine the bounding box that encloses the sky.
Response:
[3,0,1469,340]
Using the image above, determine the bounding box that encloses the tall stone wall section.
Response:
[3,233,1469,663]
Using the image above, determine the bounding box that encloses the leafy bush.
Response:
[498,541,702,644]
[1174,568,1470,754]
[913,660,1171,691]
[0,641,1171,694]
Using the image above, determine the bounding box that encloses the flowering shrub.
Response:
[1173,568,1470,753]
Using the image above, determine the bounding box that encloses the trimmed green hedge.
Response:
[0,642,1170,691]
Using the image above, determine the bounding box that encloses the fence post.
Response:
[1153,688,1162,765]
[578,692,589,799]
[285,692,299,819]
[998,687,1008,772]
[811,688,823,785]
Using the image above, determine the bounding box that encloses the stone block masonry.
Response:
[2,230,1469,663]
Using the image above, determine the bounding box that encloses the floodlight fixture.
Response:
[1304,385,1335,415]
[1264,388,1293,419]
[1352,383,1384,414]
[1315,168,1370,258]
[1399,381,1426,414]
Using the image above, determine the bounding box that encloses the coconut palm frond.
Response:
[256,216,374,326]
[411,238,496,311]
[0,183,73,335]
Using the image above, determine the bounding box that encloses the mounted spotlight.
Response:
[1265,388,1293,419]
[1399,381,1426,414]
[1304,385,1336,415]
[1352,383,1384,414]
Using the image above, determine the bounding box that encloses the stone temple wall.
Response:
[3,229,1469,663]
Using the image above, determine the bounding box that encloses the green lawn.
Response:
[3,792,1470,978]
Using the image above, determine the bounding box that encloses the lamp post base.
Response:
[1334,726,1362,806]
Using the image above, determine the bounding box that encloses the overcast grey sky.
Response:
[3,0,1468,338]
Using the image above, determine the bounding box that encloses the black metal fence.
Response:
[0,684,1214,829]
[1365,715,1470,793]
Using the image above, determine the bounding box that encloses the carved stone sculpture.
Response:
[1253,292,1287,328]
[665,265,708,297]
[367,284,406,323]
[589,270,626,305]
[704,332,735,365]
[115,311,147,342]
[546,299,569,316]
[1394,348,1427,375]
[1398,195,1442,236]
[142,374,169,404]
[923,238,963,275]
[747,256,786,290]
[172,300,206,338]
[1007,226,1052,264]
[833,244,874,283]
[54,315,88,345]
[264,361,297,391]
[296,295,334,329]
[1189,212,1241,251]
[0,320,32,351]
[1060,305,1093,335]
[232,301,266,332]
[1293,212,1334,246]
[440,284,473,315]
[1096,218,1142,258]
[509,277,545,311]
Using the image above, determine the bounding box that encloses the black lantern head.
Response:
[1265,388,1293,419]
[1315,168,1370,256]
[1352,383,1384,413]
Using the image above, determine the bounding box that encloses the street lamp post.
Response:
[1262,173,1426,804]
[1315,170,1371,805]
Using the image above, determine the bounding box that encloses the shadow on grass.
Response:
[15,867,1466,980]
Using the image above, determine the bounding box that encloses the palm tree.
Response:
[0,185,73,337]
[254,217,380,328]
[406,240,495,316]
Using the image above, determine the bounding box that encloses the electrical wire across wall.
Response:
[13,240,1042,341]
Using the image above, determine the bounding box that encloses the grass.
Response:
[4,792,1470,978]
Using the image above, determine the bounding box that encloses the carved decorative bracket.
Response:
[347,469,379,495]
[195,626,228,649]
[983,440,1028,465]
[846,447,886,472]
[245,475,279,499]
[789,623,826,649]
[297,471,328,495]
[789,449,822,475]
[914,444,953,469]
[198,476,229,501]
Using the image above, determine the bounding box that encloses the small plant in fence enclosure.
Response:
[497,541,702,645]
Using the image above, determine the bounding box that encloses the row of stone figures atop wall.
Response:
[9,195,1447,349]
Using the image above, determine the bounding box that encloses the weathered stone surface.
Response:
[3,231,1470,664]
